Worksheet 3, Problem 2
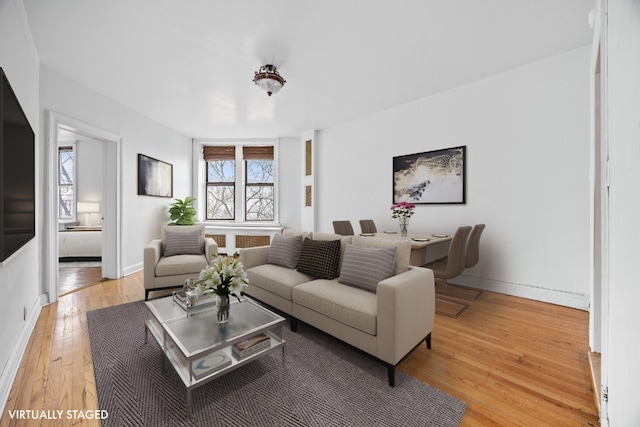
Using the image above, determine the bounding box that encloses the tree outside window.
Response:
[58,147,74,220]
[206,159,235,220]
[245,159,274,221]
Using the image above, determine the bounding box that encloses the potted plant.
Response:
[169,196,197,225]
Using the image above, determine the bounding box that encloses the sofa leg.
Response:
[387,365,396,387]
[145,290,150,301]
[289,317,298,332]
[425,333,432,350]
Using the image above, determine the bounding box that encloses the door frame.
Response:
[45,111,123,303]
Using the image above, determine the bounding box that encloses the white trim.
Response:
[46,111,123,303]
[455,274,590,310]
[122,262,143,277]
[0,296,42,415]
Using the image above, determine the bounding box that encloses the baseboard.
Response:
[122,262,142,277]
[0,295,44,415]
[453,274,590,310]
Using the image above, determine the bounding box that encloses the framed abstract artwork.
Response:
[137,154,173,198]
[392,146,466,204]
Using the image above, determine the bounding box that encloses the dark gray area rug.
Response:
[87,301,466,426]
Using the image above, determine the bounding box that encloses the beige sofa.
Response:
[239,231,435,386]
[143,225,218,300]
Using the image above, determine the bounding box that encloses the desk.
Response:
[363,232,452,266]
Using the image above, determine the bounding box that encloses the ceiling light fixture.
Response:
[253,64,286,96]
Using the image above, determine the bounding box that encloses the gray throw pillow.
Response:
[164,228,202,257]
[267,234,302,269]
[338,244,397,292]
[297,238,341,280]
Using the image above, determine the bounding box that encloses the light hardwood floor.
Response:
[1,272,599,426]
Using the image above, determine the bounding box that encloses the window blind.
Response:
[242,146,274,160]
[203,146,235,161]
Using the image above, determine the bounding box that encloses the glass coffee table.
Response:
[145,296,286,417]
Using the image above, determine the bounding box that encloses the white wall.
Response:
[278,136,303,231]
[76,137,104,226]
[605,0,640,424]
[0,0,43,412]
[39,66,192,275]
[317,46,591,308]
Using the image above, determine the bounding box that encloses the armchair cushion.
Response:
[267,234,302,269]
[155,254,209,277]
[163,228,202,257]
[338,244,397,293]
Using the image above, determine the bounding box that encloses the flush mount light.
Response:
[253,64,286,96]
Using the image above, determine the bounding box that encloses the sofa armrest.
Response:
[238,246,270,269]
[375,266,435,365]
[143,239,162,289]
[204,237,218,263]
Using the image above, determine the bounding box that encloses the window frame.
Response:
[244,158,275,222]
[196,140,279,224]
[58,144,76,222]
[205,158,236,221]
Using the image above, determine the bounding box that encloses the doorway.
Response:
[56,129,105,295]
[46,112,122,303]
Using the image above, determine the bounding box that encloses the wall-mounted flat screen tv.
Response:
[0,67,36,262]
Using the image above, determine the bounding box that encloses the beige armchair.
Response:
[143,225,218,300]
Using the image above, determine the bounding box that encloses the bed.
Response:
[58,227,102,259]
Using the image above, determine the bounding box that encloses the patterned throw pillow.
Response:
[163,228,202,257]
[338,244,397,292]
[266,234,302,269]
[297,238,341,279]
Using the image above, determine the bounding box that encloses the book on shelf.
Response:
[192,351,232,380]
[232,333,271,359]
[173,290,187,302]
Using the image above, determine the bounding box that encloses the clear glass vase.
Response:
[217,294,230,324]
[399,217,409,237]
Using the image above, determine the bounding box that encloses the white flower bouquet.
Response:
[194,255,249,302]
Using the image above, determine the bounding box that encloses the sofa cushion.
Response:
[246,264,313,301]
[312,232,353,271]
[267,234,302,269]
[155,253,208,277]
[338,244,396,292]
[163,228,202,257]
[297,238,341,280]
[292,280,377,335]
[352,235,411,275]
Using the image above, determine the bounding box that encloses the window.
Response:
[244,147,274,221]
[202,144,275,222]
[58,146,75,220]
[204,146,235,220]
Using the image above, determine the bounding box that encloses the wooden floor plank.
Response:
[0,270,599,426]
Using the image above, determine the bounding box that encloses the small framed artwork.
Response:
[392,146,466,204]
[137,154,173,197]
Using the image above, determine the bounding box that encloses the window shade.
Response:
[203,146,235,161]
[243,146,274,160]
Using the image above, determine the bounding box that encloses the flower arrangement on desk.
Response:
[194,256,249,303]
[390,201,416,236]
[390,201,416,222]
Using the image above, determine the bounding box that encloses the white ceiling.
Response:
[23,0,594,139]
